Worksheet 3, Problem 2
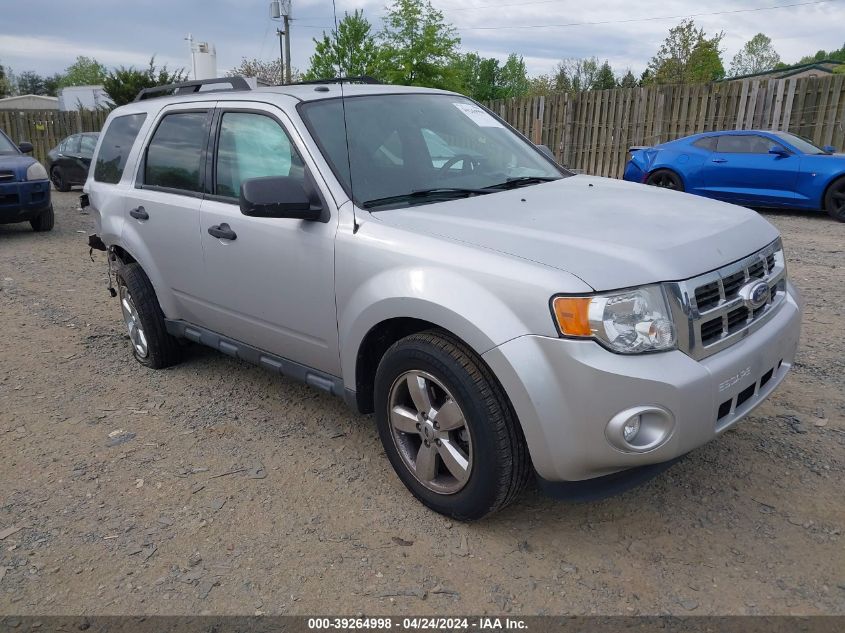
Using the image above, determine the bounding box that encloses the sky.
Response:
[1,0,844,82]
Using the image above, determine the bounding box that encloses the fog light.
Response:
[606,406,675,453]
[622,415,641,442]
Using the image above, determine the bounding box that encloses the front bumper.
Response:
[0,179,51,224]
[483,282,802,482]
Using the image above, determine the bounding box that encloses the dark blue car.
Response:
[0,128,53,232]
[624,130,845,222]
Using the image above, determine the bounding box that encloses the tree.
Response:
[498,54,530,98]
[527,74,555,97]
[619,69,639,88]
[554,57,601,92]
[15,71,47,95]
[59,56,107,87]
[730,33,781,76]
[43,74,65,97]
[646,20,725,84]
[227,58,288,85]
[303,10,381,81]
[379,0,460,88]
[0,61,11,98]
[594,61,617,90]
[103,57,186,106]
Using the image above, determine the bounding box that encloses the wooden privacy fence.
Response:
[0,109,109,166]
[486,74,845,179]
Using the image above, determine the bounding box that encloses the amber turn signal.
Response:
[552,296,592,337]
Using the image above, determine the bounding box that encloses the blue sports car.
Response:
[0,128,53,231]
[624,130,845,222]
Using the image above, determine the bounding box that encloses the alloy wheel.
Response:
[649,173,679,189]
[387,370,473,495]
[119,285,149,359]
[832,182,845,215]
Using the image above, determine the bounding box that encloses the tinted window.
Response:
[771,131,824,155]
[214,112,304,198]
[80,135,97,158]
[692,137,717,151]
[716,135,781,154]
[144,112,209,192]
[94,113,147,184]
[65,135,81,154]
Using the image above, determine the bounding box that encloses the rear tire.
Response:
[29,204,54,232]
[51,167,70,192]
[374,330,531,520]
[646,169,685,192]
[115,263,180,369]
[824,176,845,222]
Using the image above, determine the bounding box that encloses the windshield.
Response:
[299,93,566,209]
[771,131,828,155]
[0,131,19,155]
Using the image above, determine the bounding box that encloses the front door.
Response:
[196,104,339,375]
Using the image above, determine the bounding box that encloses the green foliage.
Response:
[554,58,601,92]
[226,58,300,85]
[103,57,187,106]
[498,54,530,98]
[379,0,460,88]
[646,20,725,84]
[527,74,555,97]
[730,33,781,76]
[43,74,64,97]
[15,71,48,96]
[0,61,11,98]
[303,10,381,81]
[59,56,107,87]
[594,61,618,90]
[796,43,845,64]
[619,69,639,88]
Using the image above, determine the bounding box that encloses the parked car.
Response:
[47,132,99,192]
[85,78,802,519]
[624,130,845,221]
[0,128,53,231]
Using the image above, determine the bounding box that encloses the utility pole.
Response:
[276,27,285,85]
[283,13,292,84]
[270,0,292,84]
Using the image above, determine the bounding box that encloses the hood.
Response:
[371,175,780,291]
[0,154,39,179]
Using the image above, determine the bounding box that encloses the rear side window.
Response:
[692,137,717,151]
[94,114,146,184]
[144,111,209,192]
[716,135,779,154]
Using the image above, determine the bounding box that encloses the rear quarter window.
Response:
[692,137,717,151]
[94,113,147,184]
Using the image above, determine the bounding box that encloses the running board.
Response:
[164,319,348,400]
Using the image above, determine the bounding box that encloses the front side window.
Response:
[94,113,146,184]
[214,112,304,198]
[63,135,81,154]
[299,94,564,209]
[0,131,17,155]
[144,111,209,192]
[771,131,825,155]
[80,135,97,158]
[716,135,783,154]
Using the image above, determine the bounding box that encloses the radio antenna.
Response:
[331,0,359,233]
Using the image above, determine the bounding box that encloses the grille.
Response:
[666,239,787,360]
[0,170,16,182]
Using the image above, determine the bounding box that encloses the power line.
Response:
[454,0,842,30]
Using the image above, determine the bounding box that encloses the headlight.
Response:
[551,285,676,354]
[26,162,48,181]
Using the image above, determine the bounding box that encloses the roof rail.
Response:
[134,77,252,102]
[288,76,382,86]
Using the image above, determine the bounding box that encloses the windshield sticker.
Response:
[453,103,504,128]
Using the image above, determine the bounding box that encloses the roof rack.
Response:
[287,76,382,86]
[134,77,251,102]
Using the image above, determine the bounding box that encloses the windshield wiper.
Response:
[485,176,559,191]
[362,187,493,209]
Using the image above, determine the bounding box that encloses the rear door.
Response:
[195,103,340,375]
[121,103,212,324]
[701,134,800,206]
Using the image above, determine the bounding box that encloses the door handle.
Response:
[208,223,237,241]
[129,206,149,220]
[712,158,728,164]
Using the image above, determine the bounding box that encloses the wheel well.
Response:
[109,245,137,266]
[821,173,845,208]
[354,317,445,414]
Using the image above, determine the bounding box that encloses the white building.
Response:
[0,94,59,111]
[57,85,112,111]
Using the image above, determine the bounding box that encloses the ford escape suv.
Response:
[85,77,802,519]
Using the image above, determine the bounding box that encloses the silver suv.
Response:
[85,78,802,519]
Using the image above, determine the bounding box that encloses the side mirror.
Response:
[823,145,837,154]
[769,145,789,157]
[18,141,33,154]
[536,144,556,161]
[239,175,323,221]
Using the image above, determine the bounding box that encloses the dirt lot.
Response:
[1,191,844,616]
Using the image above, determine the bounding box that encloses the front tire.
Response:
[29,204,54,232]
[646,169,684,192]
[824,176,845,222]
[374,331,531,520]
[51,167,70,192]
[115,263,180,369]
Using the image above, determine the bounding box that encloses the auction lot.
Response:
[1,191,844,615]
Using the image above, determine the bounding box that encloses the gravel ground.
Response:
[1,191,844,616]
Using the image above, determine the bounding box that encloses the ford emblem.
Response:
[739,280,770,310]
